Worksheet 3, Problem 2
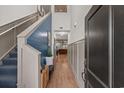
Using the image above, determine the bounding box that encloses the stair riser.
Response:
[0,68,17,75]
[3,61,17,65]
[9,54,17,58]
[0,85,16,88]
[3,59,17,65]
[0,81,17,88]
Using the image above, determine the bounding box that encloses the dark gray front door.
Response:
[86,6,109,88]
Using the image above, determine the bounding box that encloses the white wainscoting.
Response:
[68,39,85,88]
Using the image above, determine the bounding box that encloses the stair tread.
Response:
[3,58,17,62]
[4,58,17,61]
[4,57,17,60]
[0,65,17,68]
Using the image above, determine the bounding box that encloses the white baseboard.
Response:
[17,83,25,88]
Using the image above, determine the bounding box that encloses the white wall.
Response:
[68,5,92,44]
[52,5,71,31]
[51,5,71,55]
[0,5,37,26]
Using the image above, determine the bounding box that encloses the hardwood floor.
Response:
[47,54,78,88]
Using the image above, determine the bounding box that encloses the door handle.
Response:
[82,72,86,82]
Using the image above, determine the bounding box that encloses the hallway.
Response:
[47,54,78,88]
[1,5,124,88]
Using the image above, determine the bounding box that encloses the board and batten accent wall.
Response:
[68,39,85,88]
[67,5,92,88]
[0,5,38,61]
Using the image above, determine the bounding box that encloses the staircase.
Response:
[0,47,17,88]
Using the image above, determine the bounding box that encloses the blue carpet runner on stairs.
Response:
[0,47,17,88]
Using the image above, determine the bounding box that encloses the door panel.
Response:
[87,71,104,88]
[88,6,109,87]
